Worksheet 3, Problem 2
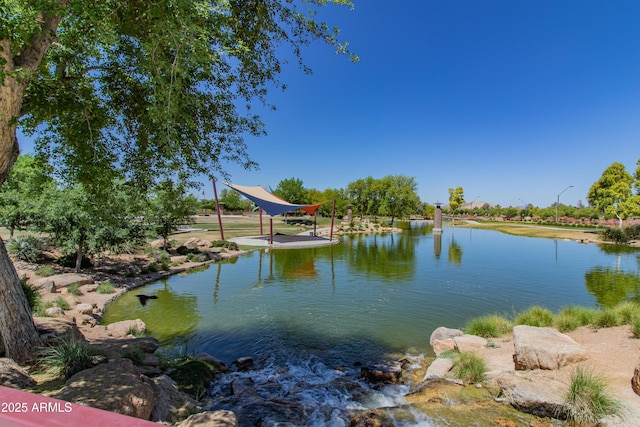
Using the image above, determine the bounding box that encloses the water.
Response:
[101,225,640,425]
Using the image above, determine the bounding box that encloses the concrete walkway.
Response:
[229,229,339,248]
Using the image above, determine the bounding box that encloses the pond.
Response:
[101,224,640,425]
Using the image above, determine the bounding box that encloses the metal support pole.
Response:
[212,178,225,241]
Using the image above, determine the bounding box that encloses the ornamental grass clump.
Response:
[96,282,116,294]
[514,305,554,327]
[593,308,622,329]
[561,367,624,425]
[451,352,487,384]
[558,306,598,328]
[464,314,512,338]
[38,338,101,379]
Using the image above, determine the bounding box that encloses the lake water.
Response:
[101,224,640,425]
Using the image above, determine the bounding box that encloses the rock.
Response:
[513,325,586,370]
[230,378,258,399]
[232,357,254,372]
[149,374,199,424]
[75,303,95,314]
[360,361,402,383]
[150,239,168,249]
[32,278,56,293]
[454,334,488,353]
[105,319,146,338]
[0,358,36,389]
[423,357,454,381]
[632,359,640,396]
[195,352,229,372]
[45,306,65,317]
[40,273,94,288]
[178,410,237,427]
[56,359,155,420]
[432,338,456,356]
[34,317,85,345]
[430,326,464,346]
[76,314,97,327]
[171,255,189,264]
[184,238,201,248]
[495,371,567,419]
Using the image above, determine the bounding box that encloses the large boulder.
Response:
[104,319,146,338]
[453,334,487,353]
[495,371,567,419]
[360,361,402,383]
[0,358,36,389]
[149,374,199,423]
[423,357,454,381]
[632,359,640,396]
[512,325,586,370]
[431,338,456,356]
[429,326,464,346]
[34,317,85,346]
[56,359,155,420]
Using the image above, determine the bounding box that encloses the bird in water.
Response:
[136,294,158,306]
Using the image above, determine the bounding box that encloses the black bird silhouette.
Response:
[136,294,158,306]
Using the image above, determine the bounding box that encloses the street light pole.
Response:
[555,185,573,223]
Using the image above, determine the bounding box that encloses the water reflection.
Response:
[584,266,640,307]
[447,236,463,266]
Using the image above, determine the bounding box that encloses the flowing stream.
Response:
[101,224,640,425]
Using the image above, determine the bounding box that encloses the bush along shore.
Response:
[5,234,640,426]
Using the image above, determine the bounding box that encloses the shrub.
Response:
[211,240,239,251]
[464,314,512,338]
[35,266,56,277]
[554,313,582,333]
[452,352,486,384]
[96,282,116,294]
[54,297,71,310]
[515,306,554,327]
[561,367,623,424]
[632,317,640,339]
[187,253,209,263]
[121,347,146,365]
[176,245,200,255]
[8,236,42,263]
[38,338,101,379]
[146,248,171,264]
[32,301,54,317]
[625,224,640,240]
[161,260,170,271]
[66,283,82,296]
[602,227,627,244]
[559,305,598,327]
[20,277,41,311]
[148,262,159,273]
[612,301,640,325]
[594,308,621,328]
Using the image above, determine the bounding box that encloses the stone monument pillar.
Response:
[347,204,353,223]
[434,202,442,234]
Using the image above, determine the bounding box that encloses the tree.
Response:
[36,180,146,272]
[273,178,309,205]
[146,180,198,251]
[587,162,634,227]
[0,154,52,237]
[378,175,420,225]
[0,0,356,362]
[448,187,465,226]
[219,188,251,212]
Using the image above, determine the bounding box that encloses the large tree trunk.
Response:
[0,238,43,363]
[0,5,66,363]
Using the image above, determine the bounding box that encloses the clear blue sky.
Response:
[19,0,640,208]
[219,0,640,208]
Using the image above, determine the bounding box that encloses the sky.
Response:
[18,0,640,208]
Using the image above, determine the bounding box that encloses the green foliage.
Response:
[514,306,554,327]
[464,314,512,338]
[38,338,101,379]
[187,253,210,263]
[274,178,309,204]
[96,282,116,294]
[121,347,146,366]
[593,308,621,328]
[20,277,41,311]
[561,367,623,424]
[35,266,56,277]
[146,180,197,250]
[177,245,200,255]
[632,317,640,339]
[211,240,239,251]
[452,352,487,384]
[54,297,71,311]
[8,236,42,263]
[66,283,82,296]
[587,162,635,223]
[56,253,93,269]
[168,357,216,399]
[602,227,628,244]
